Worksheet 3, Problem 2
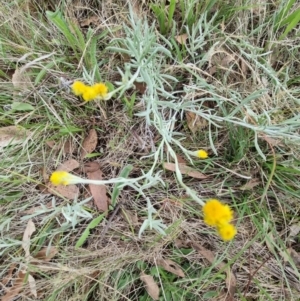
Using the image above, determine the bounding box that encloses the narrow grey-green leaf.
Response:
[111,165,133,206]
[11,102,34,111]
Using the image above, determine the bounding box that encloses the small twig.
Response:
[100,203,122,242]
[243,253,272,297]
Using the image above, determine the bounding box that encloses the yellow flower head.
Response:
[217,223,237,241]
[50,171,83,186]
[93,83,108,98]
[203,199,233,227]
[196,149,208,159]
[82,86,100,102]
[72,81,87,96]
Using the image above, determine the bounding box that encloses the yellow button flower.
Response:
[217,223,237,241]
[93,83,108,98]
[72,81,87,96]
[71,80,109,102]
[196,149,208,159]
[82,86,100,102]
[202,199,233,227]
[50,171,84,186]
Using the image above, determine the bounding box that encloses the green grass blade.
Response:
[111,165,133,206]
[279,8,300,40]
[167,0,176,29]
[75,212,106,248]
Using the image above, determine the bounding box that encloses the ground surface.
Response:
[1,1,300,300]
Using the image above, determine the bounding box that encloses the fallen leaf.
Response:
[157,258,185,278]
[46,138,75,154]
[163,162,208,179]
[281,247,300,268]
[35,184,49,193]
[1,264,17,286]
[289,223,300,239]
[288,248,300,267]
[80,129,98,158]
[265,232,275,253]
[185,111,208,133]
[239,178,260,191]
[82,161,101,173]
[0,126,32,150]
[207,50,235,76]
[33,247,58,262]
[1,270,26,301]
[22,219,36,258]
[47,183,79,200]
[192,242,236,301]
[260,135,282,147]
[28,274,37,298]
[134,81,147,94]
[140,272,159,300]
[12,68,32,92]
[176,154,186,164]
[56,159,80,172]
[162,198,183,213]
[175,33,188,45]
[83,162,109,212]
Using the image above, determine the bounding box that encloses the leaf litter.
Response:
[0,125,32,150]
[80,128,98,159]
[156,258,185,278]
[140,272,159,300]
[83,161,109,212]
[163,162,208,179]
[1,220,39,300]
[185,111,208,133]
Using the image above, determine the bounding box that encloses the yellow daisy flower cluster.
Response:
[202,199,237,241]
[72,80,108,102]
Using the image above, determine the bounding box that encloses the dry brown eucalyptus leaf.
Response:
[185,111,208,133]
[175,33,188,45]
[289,223,300,238]
[46,139,75,154]
[281,248,300,268]
[12,68,32,91]
[22,219,36,258]
[33,247,58,262]
[157,258,185,277]
[28,274,37,298]
[83,161,100,172]
[239,178,260,191]
[1,270,26,301]
[140,272,159,300]
[163,162,208,179]
[83,162,109,212]
[134,81,147,94]
[81,129,98,158]
[176,154,186,164]
[0,126,32,150]
[56,159,80,172]
[47,183,79,200]
[1,264,17,286]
